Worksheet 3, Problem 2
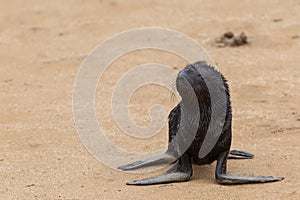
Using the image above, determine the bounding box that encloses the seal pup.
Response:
[118,61,284,185]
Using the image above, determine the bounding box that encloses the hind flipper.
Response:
[228,150,254,159]
[216,151,284,184]
[118,153,176,171]
[126,153,192,185]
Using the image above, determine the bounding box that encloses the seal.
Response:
[118,61,284,185]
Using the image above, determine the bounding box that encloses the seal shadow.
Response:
[191,164,216,183]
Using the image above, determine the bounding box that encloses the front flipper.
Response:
[228,150,254,159]
[118,153,176,171]
[127,153,192,185]
[216,151,284,184]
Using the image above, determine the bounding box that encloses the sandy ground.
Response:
[1,0,300,199]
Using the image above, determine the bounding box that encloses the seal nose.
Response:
[178,70,186,78]
[176,67,194,88]
[176,69,188,88]
[178,66,194,78]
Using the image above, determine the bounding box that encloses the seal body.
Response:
[118,61,284,185]
[168,62,232,165]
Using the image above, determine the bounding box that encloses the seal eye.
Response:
[197,74,201,77]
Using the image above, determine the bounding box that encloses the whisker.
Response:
[169,79,178,102]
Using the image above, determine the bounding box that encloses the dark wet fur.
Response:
[119,61,284,185]
[168,62,232,164]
